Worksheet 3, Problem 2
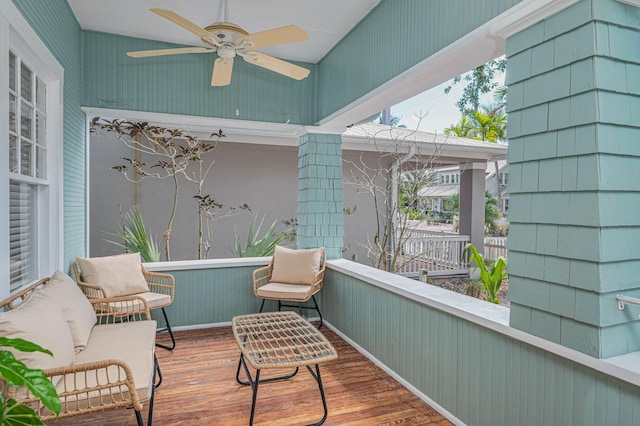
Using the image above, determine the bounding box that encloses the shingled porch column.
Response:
[506,0,640,358]
[297,132,344,259]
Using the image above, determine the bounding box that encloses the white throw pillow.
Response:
[271,246,323,285]
[76,253,149,298]
[40,271,97,352]
[0,291,75,370]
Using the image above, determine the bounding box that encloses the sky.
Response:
[390,72,506,134]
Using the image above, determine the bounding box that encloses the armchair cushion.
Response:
[255,283,314,301]
[0,291,75,370]
[40,271,97,352]
[76,253,149,298]
[270,246,323,286]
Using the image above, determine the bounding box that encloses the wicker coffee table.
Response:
[232,311,338,425]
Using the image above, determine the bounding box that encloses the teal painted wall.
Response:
[321,268,640,426]
[316,0,523,121]
[297,133,344,258]
[149,265,265,327]
[82,31,317,125]
[506,0,640,357]
[11,0,86,269]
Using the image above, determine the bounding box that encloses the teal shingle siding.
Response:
[506,0,640,358]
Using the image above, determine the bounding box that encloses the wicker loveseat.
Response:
[0,271,158,425]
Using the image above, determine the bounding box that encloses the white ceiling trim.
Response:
[617,0,640,7]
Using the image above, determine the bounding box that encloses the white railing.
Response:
[484,236,508,260]
[404,228,459,238]
[397,235,470,278]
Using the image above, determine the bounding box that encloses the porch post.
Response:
[297,132,344,259]
[506,0,640,357]
[458,162,486,254]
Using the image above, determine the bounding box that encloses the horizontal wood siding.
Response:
[317,0,523,121]
[150,265,271,327]
[11,0,86,269]
[82,31,317,125]
[322,268,640,426]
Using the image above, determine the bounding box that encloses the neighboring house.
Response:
[419,159,509,217]
[484,160,509,214]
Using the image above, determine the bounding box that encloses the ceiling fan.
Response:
[126,3,310,87]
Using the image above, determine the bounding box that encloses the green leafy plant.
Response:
[0,337,61,425]
[231,215,285,257]
[107,207,160,262]
[463,243,507,304]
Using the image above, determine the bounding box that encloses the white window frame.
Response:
[1,2,63,298]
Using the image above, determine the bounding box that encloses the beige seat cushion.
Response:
[271,246,323,286]
[58,320,157,409]
[40,271,97,352]
[105,291,172,313]
[0,291,75,370]
[256,282,315,301]
[76,253,149,298]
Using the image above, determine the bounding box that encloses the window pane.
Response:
[9,51,16,91]
[9,135,18,173]
[9,93,16,133]
[20,62,33,102]
[36,77,46,112]
[20,140,32,176]
[21,102,33,139]
[36,111,46,147]
[9,181,37,291]
[36,147,46,179]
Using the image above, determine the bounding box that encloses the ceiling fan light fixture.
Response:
[217,45,236,60]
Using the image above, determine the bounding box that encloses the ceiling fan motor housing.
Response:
[205,22,248,43]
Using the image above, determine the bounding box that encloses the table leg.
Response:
[236,353,302,425]
[250,368,260,426]
[305,364,329,426]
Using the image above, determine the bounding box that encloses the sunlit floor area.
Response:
[52,325,452,425]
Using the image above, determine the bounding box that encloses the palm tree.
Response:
[444,115,475,138]
[445,104,507,143]
[470,107,507,142]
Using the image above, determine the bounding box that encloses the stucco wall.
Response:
[90,134,387,265]
[90,135,299,261]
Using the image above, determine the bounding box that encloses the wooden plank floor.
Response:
[53,325,452,425]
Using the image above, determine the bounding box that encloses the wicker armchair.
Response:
[253,246,326,327]
[73,256,177,350]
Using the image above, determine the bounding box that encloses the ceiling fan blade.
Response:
[127,47,211,58]
[211,57,234,86]
[242,51,310,80]
[150,8,221,45]
[237,25,308,50]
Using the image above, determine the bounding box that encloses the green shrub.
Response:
[463,243,507,304]
[231,215,285,257]
[107,207,160,262]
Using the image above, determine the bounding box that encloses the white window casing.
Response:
[1,2,64,298]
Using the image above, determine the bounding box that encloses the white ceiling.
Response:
[68,0,381,63]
